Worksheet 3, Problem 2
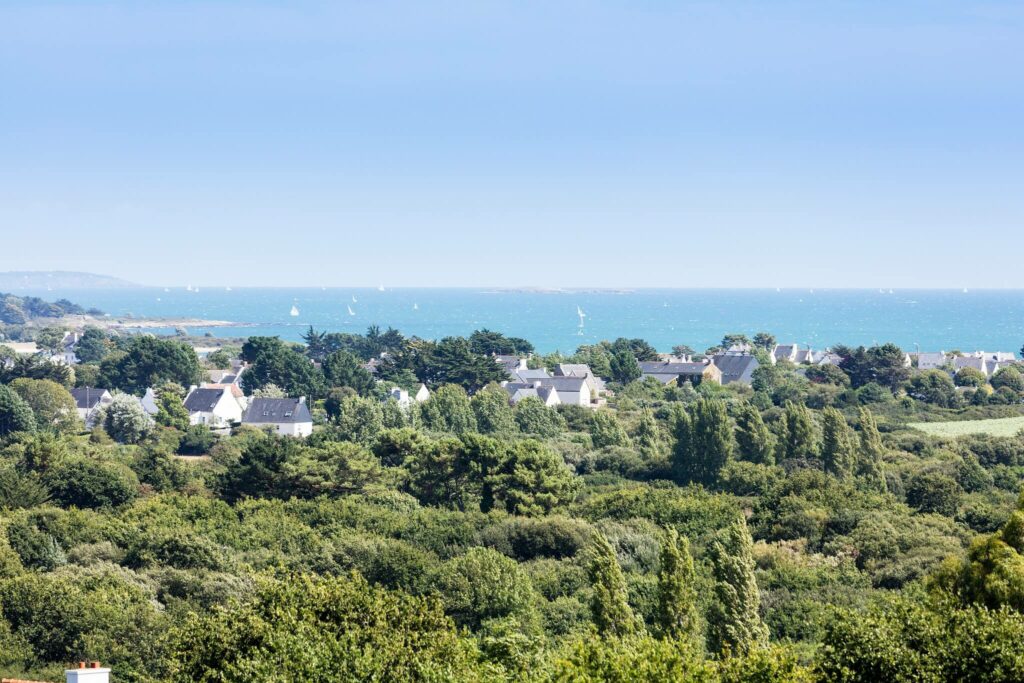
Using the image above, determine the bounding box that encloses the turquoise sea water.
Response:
[14,288,1024,355]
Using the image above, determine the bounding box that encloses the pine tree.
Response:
[856,407,887,491]
[734,402,775,464]
[708,516,769,655]
[781,401,818,461]
[821,407,856,480]
[587,533,640,637]
[656,528,700,643]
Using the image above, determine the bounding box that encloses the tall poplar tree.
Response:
[708,516,769,655]
[735,401,775,464]
[656,528,700,643]
[821,407,856,480]
[857,407,887,491]
[588,534,639,637]
[780,401,819,461]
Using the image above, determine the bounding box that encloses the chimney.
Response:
[65,662,110,683]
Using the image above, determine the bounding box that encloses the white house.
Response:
[917,352,948,371]
[414,384,431,402]
[553,363,608,395]
[243,397,313,437]
[183,386,243,428]
[70,387,112,427]
[534,376,592,407]
[504,381,561,406]
[139,387,160,416]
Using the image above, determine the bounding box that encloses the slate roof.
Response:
[184,387,226,412]
[639,361,709,376]
[513,368,551,382]
[710,354,760,384]
[70,387,109,410]
[534,376,587,393]
[243,398,313,424]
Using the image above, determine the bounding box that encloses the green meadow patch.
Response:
[908,416,1024,438]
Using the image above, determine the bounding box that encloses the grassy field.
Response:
[908,416,1024,438]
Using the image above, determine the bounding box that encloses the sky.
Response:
[1,1,1022,288]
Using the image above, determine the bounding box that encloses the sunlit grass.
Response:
[908,416,1024,438]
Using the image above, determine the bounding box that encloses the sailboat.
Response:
[163,287,170,293]
[352,295,357,303]
[962,287,969,293]
[576,306,586,334]
[888,289,894,294]
[378,284,385,292]
[290,304,300,317]
[225,286,232,292]
[413,303,419,311]
[186,284,193,292]
[347,305,356,316]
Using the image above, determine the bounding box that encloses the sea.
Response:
[14,288,1024,355]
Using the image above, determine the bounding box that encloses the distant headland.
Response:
[0,271,141,289]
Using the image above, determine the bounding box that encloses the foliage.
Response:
[588,533,640,637]
[0,384,37,437]
[708,516,769,655]
[9,378,80,434]
[42,457,139,508]
[97,336,203,395]
[99,392,153,444]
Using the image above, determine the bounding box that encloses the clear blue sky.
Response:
[2,1,1022,288]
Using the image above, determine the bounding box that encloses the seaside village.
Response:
[2,330,1020,437]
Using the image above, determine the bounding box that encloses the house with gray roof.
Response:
[504,382,561,406]
[772,344,799,363]
[710,353,761,385]
[70,387,112,427]
[242,397,313,437]
[639,360,722,386]
[513,368,552,383]
[553,363,608,394]
[184,386,243,428]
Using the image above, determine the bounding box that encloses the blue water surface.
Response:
[14,288,1024,355]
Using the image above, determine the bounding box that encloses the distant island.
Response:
[0,270,140,290]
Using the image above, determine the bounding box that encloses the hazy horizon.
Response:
[3,2,1022,288]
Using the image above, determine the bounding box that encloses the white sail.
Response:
[378,284,385,292]
[290,305,300,317]
[413,303,418,310]
[348,305,355,316]
[352,295,357,303]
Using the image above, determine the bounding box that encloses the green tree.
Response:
[97,336,203,395]
[405,437,475,510]
[419,384,477,434]
[656,528,700,643]
[154,382,190,431]
[513,396,566,437]
[0,385,37,437]
[778,401,818,461]
[240,337,324,398]
[821,407,856,480]
[436,547,536,630]
[490,439,579,516]
[610,350,642,384]
[590,410,631,448]
[708,516,769,655]
[588,533,640,637]
[9,378,79,434]
[867,343,911,392]
[991,366,1024,393]
[906,470,962,516]
[954,367,988,388]
[34,327,67,354]
[283,441,384,498]
[907,370,960,407]
[333,395,384,444]
[170,573,483,682]
[735,402,775,464]
[322,349,375,395]
[471,385,517,434]
[752,332,776,351]
[43,457,139,508]
[73,326,113,363]
[674,399,733,486]
[856,408,886,490]
[634,408,664,457]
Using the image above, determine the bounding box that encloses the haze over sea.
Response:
[15,288,1022,355]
